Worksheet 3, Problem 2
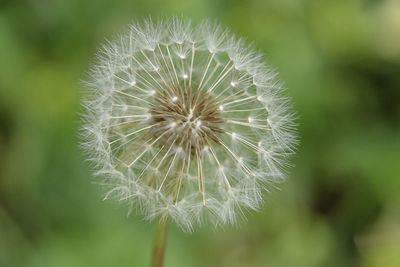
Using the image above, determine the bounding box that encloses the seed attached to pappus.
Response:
[81,17,298,232]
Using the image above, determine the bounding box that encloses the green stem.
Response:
[151,218,169,267]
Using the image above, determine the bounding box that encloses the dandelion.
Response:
[81,17,297,266]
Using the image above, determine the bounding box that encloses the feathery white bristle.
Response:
[81,17,298,232]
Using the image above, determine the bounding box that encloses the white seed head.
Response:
[81,17,298,232]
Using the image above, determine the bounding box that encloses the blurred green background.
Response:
[1,0,400,266]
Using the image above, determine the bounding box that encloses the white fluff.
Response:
[81,17,298,232]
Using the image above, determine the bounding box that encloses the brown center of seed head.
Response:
[149,86,225,157]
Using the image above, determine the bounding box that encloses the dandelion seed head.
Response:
[81,17,298,232]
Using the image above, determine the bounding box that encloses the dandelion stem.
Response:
[151,218,169,267]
